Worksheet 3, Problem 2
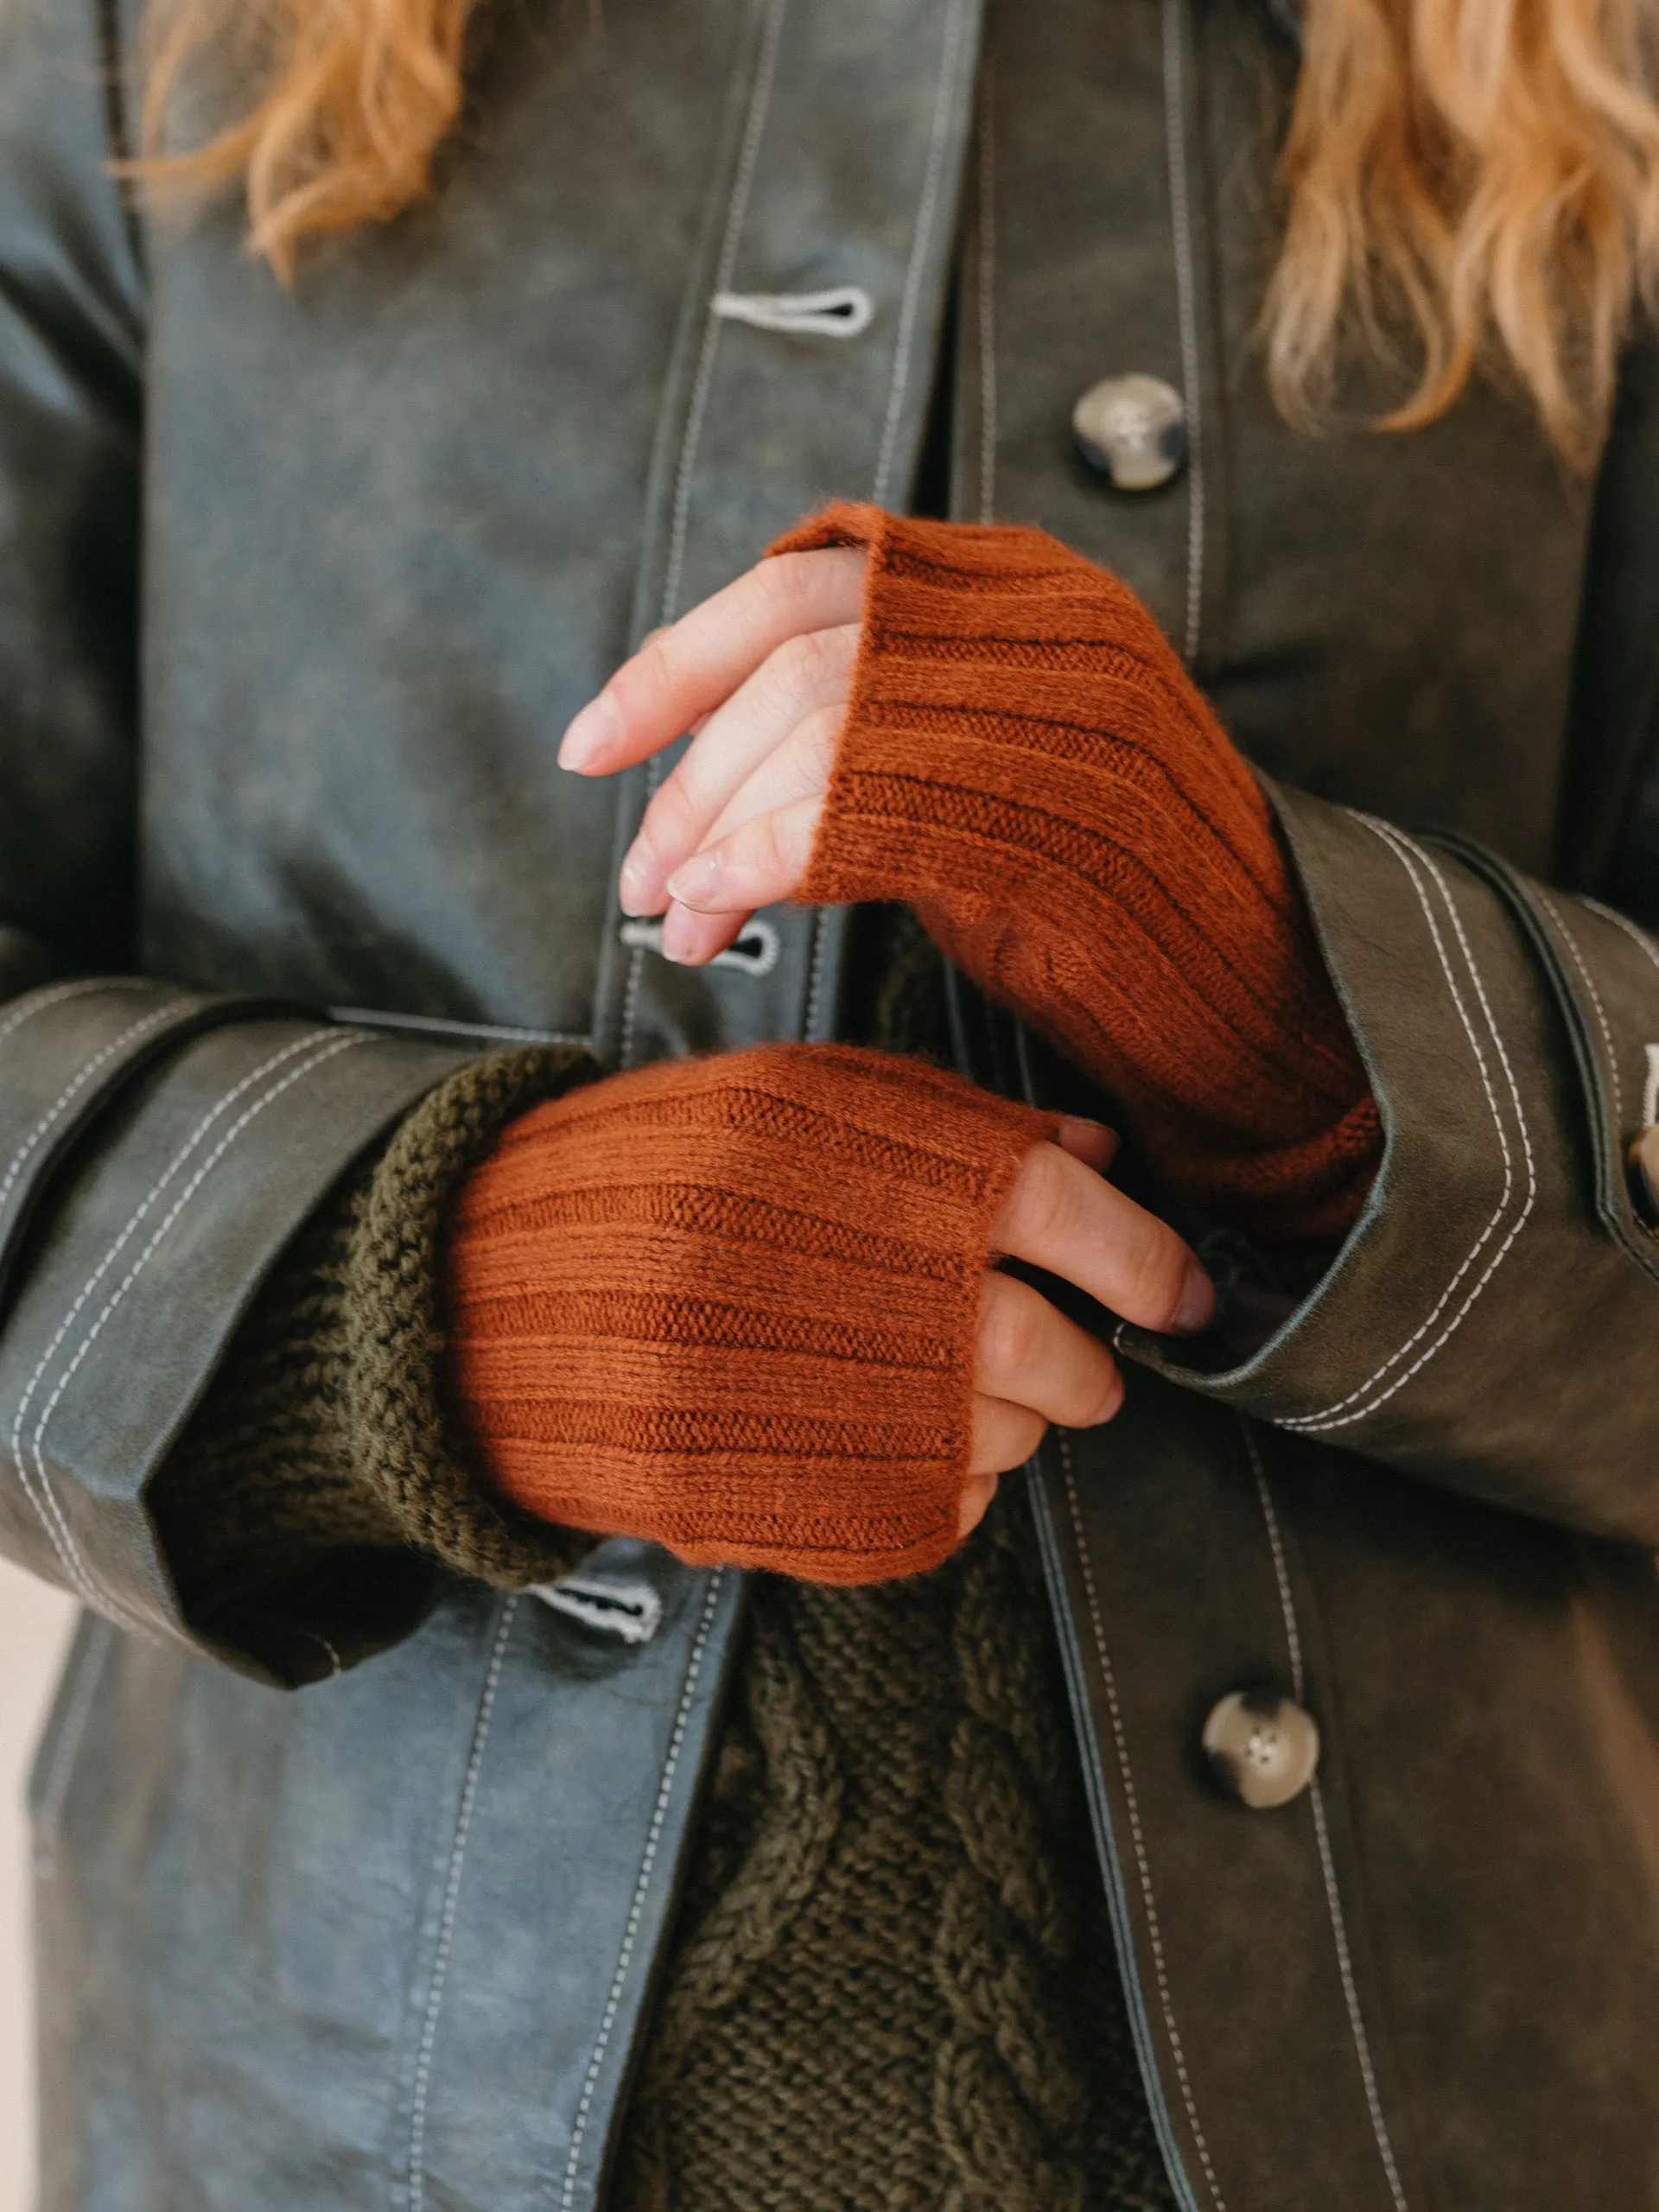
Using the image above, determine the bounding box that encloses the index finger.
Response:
[995,1141,1216,1336]
[558,548,868,776]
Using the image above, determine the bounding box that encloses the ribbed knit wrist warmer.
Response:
[772,504,1382,1240]
[442,1045,1055,1585]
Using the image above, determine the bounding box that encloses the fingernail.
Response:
[558,690,618,772]
[1059,1114,1116,1151]
[1171,1262,1217,1336]
[618,839,658,916]
[658,906,694,963]
[665,850,721,909]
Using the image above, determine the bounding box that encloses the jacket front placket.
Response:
[588,0,985,1078]
[562,0,986,2199]
[31,9,988,2207]
[957,0,1421,2203]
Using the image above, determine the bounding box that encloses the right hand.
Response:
[960,1117,1214,1539]
[557,545,868,962]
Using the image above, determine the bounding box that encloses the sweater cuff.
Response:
[153,1043,601,1684]
[344,1042,604,1586]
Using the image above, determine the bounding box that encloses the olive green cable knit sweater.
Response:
[154,924,1174,2212]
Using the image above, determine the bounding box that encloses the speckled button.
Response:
[1628,1125,1659,1231]
[1202,1689,1320,1809]
[1071,372,1188,491]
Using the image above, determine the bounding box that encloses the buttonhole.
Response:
[528,1573,664,1645]
[711,286,875,340]
[619,914,781,978]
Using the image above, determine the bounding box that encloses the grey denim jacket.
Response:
[3,0,1659,2202]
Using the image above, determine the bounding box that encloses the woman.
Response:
[3,0,1659,2196]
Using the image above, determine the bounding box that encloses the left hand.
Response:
[557,545,870,963]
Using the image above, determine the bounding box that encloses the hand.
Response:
[449,1043,1216,1583]
[959,1115,1213,1541]
[558,546,868,963]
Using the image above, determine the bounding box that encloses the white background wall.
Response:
[0,1563,77,2212]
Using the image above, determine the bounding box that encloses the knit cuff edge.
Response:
[344,1041,604,1588]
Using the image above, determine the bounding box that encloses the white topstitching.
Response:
[558,1569,728,2209]
[408,1597,519,2212]
[1539,891,1624,1124]
[871,0,972,507]
[1279,821,1534,1433]
[1058,1436,1227,2212]
[1244,1427,1410,2212]
[1160,0,1205,664]
[9,1031,362,1631]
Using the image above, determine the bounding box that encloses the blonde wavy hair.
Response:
[140,0,1659,466]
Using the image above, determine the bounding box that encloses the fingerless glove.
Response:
[773,504,1382,1239]
[442,1045,1053,1584]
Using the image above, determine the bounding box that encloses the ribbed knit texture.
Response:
[443,1044,1055,1585]
[774,503,1382,1239]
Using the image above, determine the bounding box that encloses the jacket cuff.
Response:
[0,1008,472,1658]
[1125,783,1659,1543]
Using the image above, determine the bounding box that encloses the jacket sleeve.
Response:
[1128,781,1659,1546]
[150,1047,598,1684]
[0,0,476,1664]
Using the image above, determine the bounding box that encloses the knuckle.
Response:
[639,627,679,683]
[627,631,677,708]
[1054,1360,1099,1425]
[772,626,839,706]
[1013,1144,1073,1249]
[753,814,788,881]
[977,1280,1033,1382]
[754,550,817,620]
[649,773,697,842]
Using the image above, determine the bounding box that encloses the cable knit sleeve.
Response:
[772,503,1382,1241]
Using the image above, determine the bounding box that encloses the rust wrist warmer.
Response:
[442,1045,1054,1585]
[773,504,1382,1240]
